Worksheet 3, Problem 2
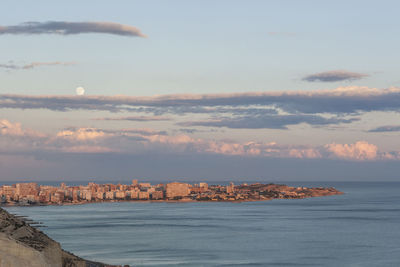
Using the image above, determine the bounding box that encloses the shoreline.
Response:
[1,181,343,208]
[1,192,343,208]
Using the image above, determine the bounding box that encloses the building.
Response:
[166,182,190,199]
[16,183,39,197]
[115,191,126,199]
[226,182,235,194]
[139,183,151,188]
[199,182,208,191]
[96,192,104,200]
[138,191,150,200]
[128,190,139,199]
[151,190,164,200]
[105,191,115,200]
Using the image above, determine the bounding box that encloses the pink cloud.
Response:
[0,119,45,138]
[59,145,116,154]
[1,119,400,161]
[325,141,378,160]
[56,128,106,141]
[289,148,321,159]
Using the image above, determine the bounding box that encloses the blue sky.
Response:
[1,1,400,181]
[2,0,400,95]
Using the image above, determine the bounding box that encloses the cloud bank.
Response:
[303,70,369,82]
[1,86,399,115]
[1,119,399,162]
[0,21,146,37]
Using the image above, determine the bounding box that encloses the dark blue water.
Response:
[5,182,400,266]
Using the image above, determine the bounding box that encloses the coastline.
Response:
[1,181,343,208]
[1,191,343,208]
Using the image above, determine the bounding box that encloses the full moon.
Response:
[76,87,85,96]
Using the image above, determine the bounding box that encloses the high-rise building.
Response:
[226,182,235,194]
[166,182,190,199]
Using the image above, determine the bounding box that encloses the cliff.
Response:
[0,207,118,267]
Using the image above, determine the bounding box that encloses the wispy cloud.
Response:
[368,125,400,132]
[0,61,76,71]
[0,21,146,37]
[108,128,168,136]
[94,116,171,122]
[22,61,76,69]
[178,114,358,129]
[0,63,19,70]
[303,70,369,82]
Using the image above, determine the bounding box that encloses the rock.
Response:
[0,207,121,267]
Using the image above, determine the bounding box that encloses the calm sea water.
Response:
[5,182,400,267]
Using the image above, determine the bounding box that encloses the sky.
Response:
[1,0,400,182]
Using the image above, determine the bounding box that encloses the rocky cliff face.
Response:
[0,207,116,267]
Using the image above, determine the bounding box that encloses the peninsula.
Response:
[0,180,343,206]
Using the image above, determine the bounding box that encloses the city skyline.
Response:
[1,0,400,181]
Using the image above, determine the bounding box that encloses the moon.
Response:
[76,87,85,96]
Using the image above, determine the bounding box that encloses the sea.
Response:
[4,182,400,267]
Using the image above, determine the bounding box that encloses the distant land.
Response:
[0,180,343,206]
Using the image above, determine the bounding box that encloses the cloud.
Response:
[108,128,168,136]
[0,119,28,136]
[1,119,399,161]
[56,127,106,141]
[368,125,400,132]
[178,114,358,129]
[178,129,199,134]
[0,61,76,71]
[0,21,146,37]
[0,63,19,70]
[0,119,44,138]
[289,148,322,159]
[1,86,399,115]
[94,116,171,122]
[22,61,76,69]
[303,70,369,82]
[325,141,378,160]
[59,145,115,154]
[54,126,167,140]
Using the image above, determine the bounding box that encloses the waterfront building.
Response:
[138,191,150,200]
[166,182,190,199]
[139,183,151,188]
[115,191,126,199]
[151,190,164,200]
[226,182,235,194]
[105,191,115,200]
[199,182,208,190]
